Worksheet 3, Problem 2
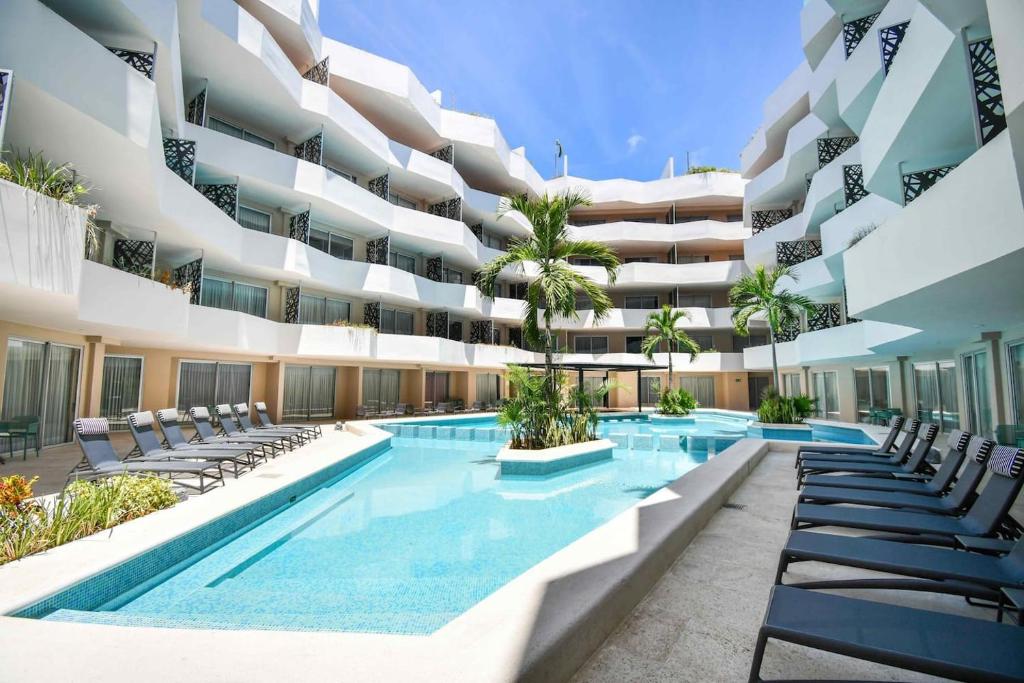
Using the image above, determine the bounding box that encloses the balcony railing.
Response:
[817,136,858,168]
[294,131,323,165]
[880,21,910,76]
[369,173,389,200]
[807,303,842,332]
[842,12,880,58]
[902,164,957,205]
[843,164,867,207]
[429,144,454,165]
[427,197,462,221]
[107,46,155,79]
[775,318,800,343]
[302,56,329,86]
[968,38,1007,146]
[776,239,822,267]
[195,183,238,220]
[162,138,196,184]
[751,208,792,235]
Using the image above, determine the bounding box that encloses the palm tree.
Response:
[729,264,815,389]
[475,190,620,394]
[640,305,701,392]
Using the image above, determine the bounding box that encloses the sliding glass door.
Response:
[283,365,336,420]
[476,373,502,405]
[99,355,143,430]
[962,351,992,437]
[854,367,890,423]
[176,361,252,414]
[812,371,840,420]
[913,360,959,431]
[679,376,716,408]
[363,369,400,413]
[425,371,450,405]
[1,338,81,446]
[1008,343,1024,425]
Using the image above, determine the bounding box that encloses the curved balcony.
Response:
[740,62,811,178]
[567,220,749,248]
[801,0,841,70]
[744,112,828,208]
[551,308,740,331]
[567,260,748,289]
[545,172,745,208]
[742,320,918,370]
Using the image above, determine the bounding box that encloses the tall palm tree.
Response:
[640,305,701,392]
[475,190,620,394]
[729,264,815,389]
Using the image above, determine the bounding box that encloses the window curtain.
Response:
[177,362,217,413]
[325,299,350,325]
[232,283,267,318]
[299,294,326,325]
[475,374,500,404]
[426,372,450,404]
[362,368,400,412]
[938,361,959,431]
[100,356,143,429]
[283,366,311,420]
[215,363,252,407]
[200,278,233,310]
[679,376,715,408]
[362,368,381,412]
[1,339,45,420]
[309,366,336,419]
[40,344,80,446]
[640,377,661,405]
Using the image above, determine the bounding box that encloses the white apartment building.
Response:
[0,0,768,447]
[741,0,1024,438]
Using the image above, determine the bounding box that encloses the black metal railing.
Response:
[880,21,910,76]
[294,131,323,165]
[429,144,454,164]
[843,12,880,58]
[107,47,155,79]
[302,57,329,86]
[817,135,858,168]
[369,174,389,200]
[751,208,792,235]
[807,303,842,332]
[902,164,957,204]
[968,38,1006,146]
[195,183,238,220]
[775,318,800,343]
[843,164,868,207]
[427,197,462,221]
[162,138,196,184]
[776,239,822,267]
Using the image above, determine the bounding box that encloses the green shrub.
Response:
[757,390,816,424]
[497,365,606,450]
[657,388,697,416]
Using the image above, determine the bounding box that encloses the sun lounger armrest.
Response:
[954,534,1015,555]
[890,472,929,480]
[1001,588,1024,618]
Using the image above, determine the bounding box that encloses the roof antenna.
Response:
[555,139,563,179]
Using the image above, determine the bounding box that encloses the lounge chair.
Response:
[127,411,256,478]
[190,407,288,456]
[797,430,983,513]
[155,409,269,463]
[795,418,919,468]
[748,585,1024,683]
[791,441,1024,545]
[355,405,378,420]
[254,401,321,437]
[392,403,410,417]
[230,404,307,445]
[796,422,935,486]
[795,416,905,462]
[468,401,484,413]
[68,417,224,493]
[217,405,301,448]
[800,429,970,495]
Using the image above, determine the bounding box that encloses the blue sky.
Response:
[320,0,805,181]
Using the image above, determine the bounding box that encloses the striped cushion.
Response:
[987,446,1024,478]
[215,404,232,417]
[190,406,210,420]
[891,415,905,430]
[233,403,249,415]
[75,417,109,435]
[255,402,268,411]
[128,411,154,428]
[967,436,995,464]
[946,429,970,452]
[906,419,921,433]
[156,408,178,424]
[921,423,938,442]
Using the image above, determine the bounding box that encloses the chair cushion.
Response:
[215,404,232,417]
[255,402,268,411]
[128,411,154,427]
[947,429,970,452]
[988,446,1024,478]
[190,406,210,420]
[75,417,109,435]
[156,408,178,424]
[233,403,249,415]
[968,436,995,463]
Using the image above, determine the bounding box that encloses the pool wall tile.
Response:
[608,433,629,448]
[455,427,474,440]
[435,427,453,440]
[658,435,682,451]
[418,426,436,439]
[399,425,417,438]
[630,434,654,451]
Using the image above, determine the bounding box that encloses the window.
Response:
[624,294,658,309]
[389,251,416,274]
[913,360,959,431]
[726,214,743,222]
[388,193,416,209]
[207,116,275,149]
[962,350,992,436]
[572,218,605,227]
[425,371,450,405]
[728,254,745,260]
[482,232,504,250]
[854,367,890,423]
[443,268,464,285]
[812,371,840,420]
[1,339,82,446]
[679,376,715,407]
[283,365,336,420]
[237,205,271,233]
[475,374,501,405]
[690,334,714,351]
[677,254,711,264]
[362,368,400,413]
[733,334,768,351]
[200,278,268,318]
[99,355,143,430]
[626,336,644,354]
[380,307,414,335]
[624,217,657,223]
[624,256,655,263]
[676,215,709,223]
[1008,343,1024,425]
[298,294,350,325]
[176,361,251,414]
[640,377,661,405]
[570,257,601,266]
[325,165,357,184]
[307,227,354,261]
[784,373,802,397]
[677,293,713,308]
[574,336,609,354]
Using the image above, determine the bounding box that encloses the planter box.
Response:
[747,422,813,441]
[496,439,615,477]
[649,414,696,425]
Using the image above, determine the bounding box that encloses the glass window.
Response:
[208,116,275,150]
[443,268,464,285]
[784,373,802,397]
[726,214,743,222]
[325,299,350,324]
[1008,343,1024,425]
[677,254,710,264]
[624,294,658,309]
[328,234,353,260]
[913,360,959,431]
[388,194,416,209]
[2,339,82,446]
[963,350,992,436]
[482,232,504,250]
[690,334,714,351]
[854,367,890,423]
[624,217,657,223]
[675,215,709,223]
[238,206,271,233]
[733,334,767,351]
[325,165,357,183]
[176,361,251,414]
[677,293,713,308]
[283,365,336,420]
[728,254,745,260]
[640,376,661,405]
[570,257,600,266]
[99,356,143,430]
[379,308,413,335]
[624,256,655,263]
[200,278,267,318]
[626,336,643,354]
[242,131,275,149]
[389,252,416,274]
[362,368,400,413]
[308,227,330,253]
[571,218,605,227]
[574,336,609,354]
[475,374,501,404]
[812,371,840,420]
[426,371,450,404]
[679,376,715,407]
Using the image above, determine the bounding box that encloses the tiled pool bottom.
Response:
[31,436,706,634]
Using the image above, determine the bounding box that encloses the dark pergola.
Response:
[513,361,668,413]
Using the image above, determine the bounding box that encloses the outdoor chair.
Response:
[68,417,224,494]
[230,404,307,445]
[190,407,288,456]
[218,405,301,448]
[254,401,321,437]
[127,411,255,478]
[157,408,270,464]
[795,416,905,462]
[748,585,1024,683]
[797,421,931,485]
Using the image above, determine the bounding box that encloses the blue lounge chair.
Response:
[155,408,270,463]
[127,411,255,478]
[794,415,905,464]
[796,418,922,469]
[230,404,308,445]
[190,407,288,456]
[218,405,301,447]
[797,422,935,486]
[253,401,321,437]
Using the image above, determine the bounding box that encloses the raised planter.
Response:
[747,422,813,441]
[496,439,615,477]
[649,414,696,424]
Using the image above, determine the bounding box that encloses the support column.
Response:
[577,367,584,412]
[80,336,106,417]
[983,332,1007,426]
[264,360,285,422]
[637,369,642,413]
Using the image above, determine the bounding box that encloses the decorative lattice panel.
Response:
[807,303,842,332]
[428,197,462,221]
[186,87,206,126]
[284,287,300,324]
[843,164,868,207]
[426,256,442,282]
[363,302,380,331]
[776,240,822,267]
[470,320,494,345]
[113,239,154,278]
[294,131,323,165]
[163,138,196,184]
[880,21,910,76]
[172,258,203,304]
[108,47,155,79]
[302,57,329,86]
[508,328,523,349]
[775,317,801,343]
[289,210,310,242]
[470,224,484,242]
[842,12,880,58]
[366,235,389,265]
[449,321,463,342]
[902,164,957,205]
[369,174,389,200]
[817,135,858,168]
[429,144,453,164]
[196,183,238,219]
[968,38,1006,146]
[751,208,792,235]
[426,311,449,338]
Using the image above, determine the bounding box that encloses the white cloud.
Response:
[626,133,646,154]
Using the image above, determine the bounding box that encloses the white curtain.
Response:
[679,376,715,408]
[2,340,80,446]
[100,356,143,429]
[325,299,350,325]
[641,377,661,405]
[299,294,327,325]
[379,369,400,411]
[232,283,267,318]
[283,366,311,419]
[362,368,381,411]
[200,278,233,310]
[427,372,450,404]
[475,374,500,404]
[41,344,80,446]
[2,339,44,419]
[215,363,252,407]
[309,366,336,418]
[177,361,217,412]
